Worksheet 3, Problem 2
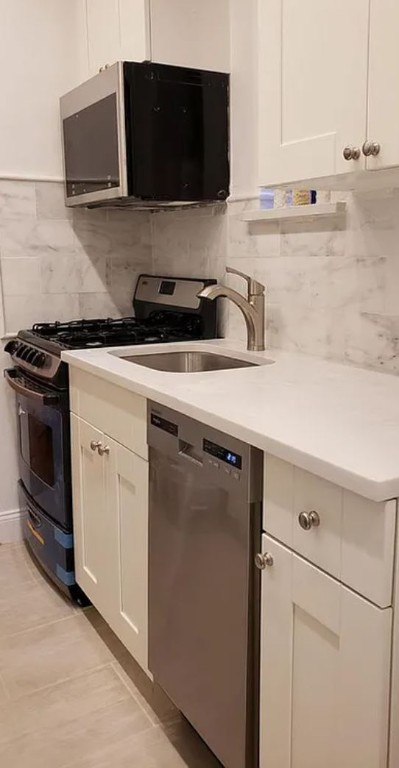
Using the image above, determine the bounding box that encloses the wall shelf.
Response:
[240,201,346,222]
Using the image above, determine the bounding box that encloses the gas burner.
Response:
[30,312,203,349]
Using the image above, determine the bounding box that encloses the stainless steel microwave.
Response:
[60,61,229,209]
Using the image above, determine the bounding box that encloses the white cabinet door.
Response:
[149,0,229,71]
[367,0,399,170]
[86,0,150,77]
[71,415,108,612]
[86,0,121,75]
[260,535,392,768]
[258,0,370,185]
[106,438,149,672]
[119,0,150,62]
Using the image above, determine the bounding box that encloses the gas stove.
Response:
[5,275,218,386]
[4,274,218,605]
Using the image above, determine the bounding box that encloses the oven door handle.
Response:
[4,369,60,406]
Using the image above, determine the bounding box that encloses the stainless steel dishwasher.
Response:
[148,401,263,768]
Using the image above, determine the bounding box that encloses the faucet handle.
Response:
[226,266,265,296]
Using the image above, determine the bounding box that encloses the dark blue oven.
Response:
[4,369,71,528]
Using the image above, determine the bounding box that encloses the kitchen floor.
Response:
[0,542,221,768]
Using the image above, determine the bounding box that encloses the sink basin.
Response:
[119,350,271,373]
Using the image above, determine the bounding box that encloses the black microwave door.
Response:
[126,65,229,202]
[63,93,120,198]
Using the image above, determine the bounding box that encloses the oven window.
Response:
[63,93,120,198]
[20,414,55,488]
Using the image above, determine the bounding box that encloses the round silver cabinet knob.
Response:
[90,440,101,452]
[98,444,110,456]
[255,552,274,570]
[298,510,321,531]
[343,146,361,161]
[362,140,381,157]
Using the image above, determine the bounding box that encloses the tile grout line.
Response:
[110,661,182,730]
[0,661,116,705]
[110,660,155,720]
[0,610,83,643]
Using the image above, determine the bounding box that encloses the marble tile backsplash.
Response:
[2,179,399,374]
[151,190,399,374]
[0,180,152,333]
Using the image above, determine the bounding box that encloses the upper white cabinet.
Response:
[150,0,230,72]
[258,0,399,185]
[85,0,229,77]
[86,0,150,75]
[367,0,399,171]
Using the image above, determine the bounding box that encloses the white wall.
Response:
[0,0,87,180]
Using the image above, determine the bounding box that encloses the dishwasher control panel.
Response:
[203,439,242,470]
[150,413,178,436]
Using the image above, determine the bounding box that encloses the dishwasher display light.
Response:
[203,439,242,470]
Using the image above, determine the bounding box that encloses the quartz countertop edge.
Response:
[62,339,399,503]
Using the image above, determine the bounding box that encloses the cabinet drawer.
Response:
[70,368,147,460]
[264,455,396,607]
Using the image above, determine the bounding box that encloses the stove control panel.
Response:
[4,340,56,380]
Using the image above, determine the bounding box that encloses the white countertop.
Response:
[62,339,399,502]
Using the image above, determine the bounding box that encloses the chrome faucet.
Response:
[198,267,266,352]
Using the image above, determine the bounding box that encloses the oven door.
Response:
[5,369,71,529]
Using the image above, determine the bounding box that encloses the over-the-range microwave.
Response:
[60,61,230,209]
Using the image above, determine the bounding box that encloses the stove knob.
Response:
[18,345,30,360]
[34,352,47,369]
[26,348,37,364]
[4,339,20,356]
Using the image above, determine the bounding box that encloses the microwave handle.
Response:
[4,369,60,406]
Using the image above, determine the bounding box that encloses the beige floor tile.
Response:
[64,716,221,768]
[0,696,153,768]
[0,676,8,704]
[0,665,130,747]
[85,609,179,726]
[0,574,75,638]
[113,658,179,726]
[0,613,113,698]
[0,543,37,589]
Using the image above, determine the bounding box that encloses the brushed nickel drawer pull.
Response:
[298,510,321,531]
[255,552,274,569]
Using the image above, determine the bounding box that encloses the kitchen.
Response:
[1,1,399,767]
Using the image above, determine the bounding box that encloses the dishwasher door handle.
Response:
[178,440,203,467]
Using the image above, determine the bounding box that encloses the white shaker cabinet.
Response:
[258,0,369,186]
[106,437,148,667]
[70,370,149,673]
[86,0,150,76]
[366,0,399,171]
[259,534,392,768]
[85,0,229,78]
[149,0,230,72]
[70,415,108,613]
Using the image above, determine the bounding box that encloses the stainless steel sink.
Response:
[120,350,270,373]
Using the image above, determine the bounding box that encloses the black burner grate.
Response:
[30,313,203,349]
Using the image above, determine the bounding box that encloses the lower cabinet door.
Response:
[260,534,392,768]
[106,438,149,673]
[71,415,107,610]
